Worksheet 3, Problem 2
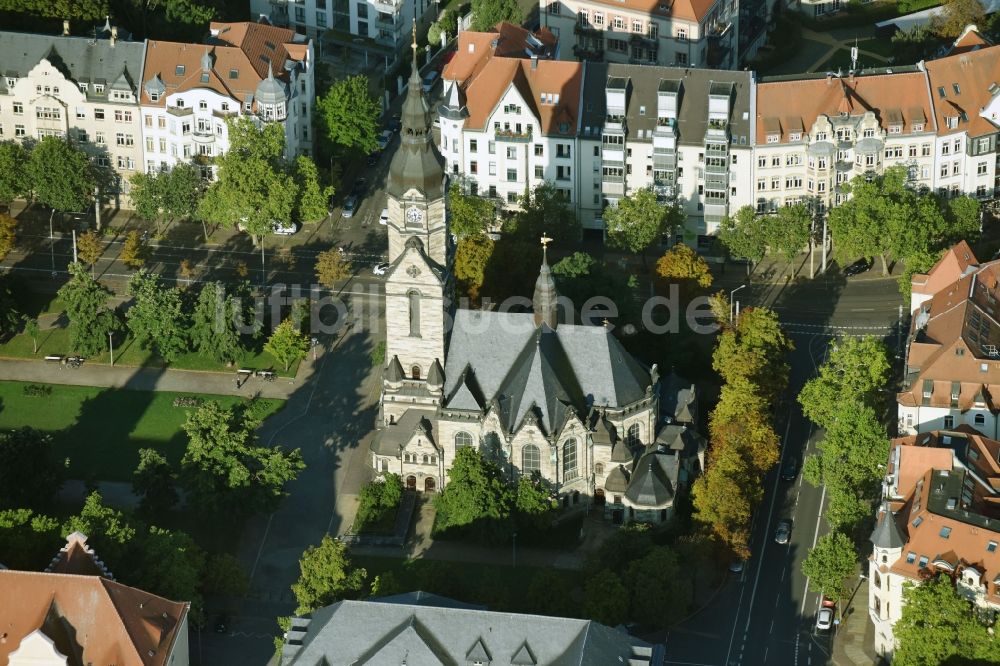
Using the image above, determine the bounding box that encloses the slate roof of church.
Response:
[625,449,678,507]
[443,310,652,434]
[371,409,436,455]
[281,597,660,665]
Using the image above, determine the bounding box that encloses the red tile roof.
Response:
[911,240,979,303]
[925,45,1000,137]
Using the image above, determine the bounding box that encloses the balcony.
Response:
[495,128,532,143]
[602,181,625,196]
[376,13,398,25]
[705,162,728,175]
[602,148,624,162]
[192,130,216,144]
[629,33,658,49]
[605,114,625,132]
[167,105,193,117]
[653,152,676,169]
[572,45,604,61]
[212,108,237,120]
[704,202,728,221]
[705,119,728,141]
[574,21,601,35]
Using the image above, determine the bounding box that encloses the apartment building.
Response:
[870,427,1000,657]
[578,64,753,243]
[0,26,146,206]
[925,44,1000,201]
[140,21,314,176]
[753,69,937,216]
[542,0,737,70]
[898,242,1000,436]
[251,0,332,39]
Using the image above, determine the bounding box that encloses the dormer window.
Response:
[229,68,239,79]
[78,82,88,93]
[913,123,924,132]
[94,84,105,94]
[889,124,902,134]
[5,77,16,88]
[947,116,959,129]
[175,65,186,76]
[790,132,801,141]
[149,91,160,102]
[766,133,779,144]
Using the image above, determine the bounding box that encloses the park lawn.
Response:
[351,554,580,614]
[814,48,854,73]
[0,381,285,482]
[857,38,896,59]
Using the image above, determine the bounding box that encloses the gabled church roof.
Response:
[445,364,485,411]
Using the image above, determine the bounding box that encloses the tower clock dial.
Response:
[405,207,424,224]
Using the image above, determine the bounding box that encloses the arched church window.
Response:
[595,463,604,476]
[626,423,642,449]
[411,365,421,380]
[455,431,474,449]
[563,438,578,480]
[408,290,421,337]
[522,444,540,473]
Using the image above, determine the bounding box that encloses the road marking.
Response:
[800,483,828,615]
[764,647,769,663]
[769,620,774,634]
[850,308,875,311]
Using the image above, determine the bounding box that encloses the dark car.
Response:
[342,195,358,219]
[781,460,798,482]
[774,518,792,545]
[843,257,873,276]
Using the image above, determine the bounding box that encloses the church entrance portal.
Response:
[424,477,436,492]
[594,488,606,506]
[406,475,416,490]
[612,509,624,525]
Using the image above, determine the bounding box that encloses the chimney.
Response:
[531,54,538,70]
[62,19,70,36]
[826,72,833,85]
[111,25,117,46]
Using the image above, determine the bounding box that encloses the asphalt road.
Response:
[664,271,904,666]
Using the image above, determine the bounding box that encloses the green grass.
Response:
[815,48,855,73]
[857,38,896,59]
[0,381,285,482]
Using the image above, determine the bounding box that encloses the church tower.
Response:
[381,21,448,423]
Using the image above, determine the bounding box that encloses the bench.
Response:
[44,355,64,362]
[236,368,254,376]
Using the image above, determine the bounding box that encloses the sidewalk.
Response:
[711,251,906,290]
[833,578,882,666]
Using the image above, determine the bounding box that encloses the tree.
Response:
[0,428,63,510]
[121,229,147,269]
[513,475,555,530]
[767,203,812,263]
[197,118,297,243]
[161,163,204,233]
[317,75,381,156]
[57,262,120,356]
[891,24,937,64]
[126,270,190,362]
[291,534,367,614]
[898,249,940,300]
[712,305,792,404]
[583,572,629,626]
[439,9,458,36]
[0,0,107,20]
[692,445,759,558]
[265,318,310,372]
[603,188,678,257]
[0,141,29,203]
[655,243,713,294]
[202,553,249,598]
[22,315,39,354]
[626,546,693,626]
[181,400,305,515]
[525,570,575,617]
[0,508,62,570]
[129,171,164,224]
[798,336,890,429]
[0,213,16,264]
[28,136,94,217]
[931,0,985,37]
[552,251,596,279]
[294,156,333,223]
[315,248,353,287]
[471,0,523,30]
[135,525,206,607]
[507,183,581,245]
[427,21,443,46]
[190,282,247,365]
[893,574,995,666]
[719,206,767,270]
[449,184,495,238]
[163,0,216,24]
[454,234,495,300]
[76,230,104,274]
[800,531,857,603]
[132,448,178,516]
[353,474,404,532]
[434,446,514,543]
[62,492,137,566]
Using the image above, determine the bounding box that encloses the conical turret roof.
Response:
[532,235,558,329]
[870,502,905,549]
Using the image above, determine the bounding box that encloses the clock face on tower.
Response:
[405,207,424,224]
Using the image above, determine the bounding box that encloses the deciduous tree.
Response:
[800,531,857,603]
[603,188,679,257]
[0,141,29,203]
[719,205,767,270]
[121,229,147,269]
[57,262,120,356]
[454,234,495,300]
[129,171,163,223]
[0,508,62,570]
[507,183,581,245]
[317,75,381,156]
[0,213,16,264]
[291,534,367,615]
[0,428,63,511]
[583,572,629,626]
[135,525,206,608]
[265,318,310,372]
[76,230,104,274]
[931,0,985,37]
[655,243,713,293]
[202,553,249,598]
[434,446,513,543]
[712,305,792,404]
[62,491,136,566]
[132,448,178,516]
[626,546,693,626]
[22,315,39,354]
[449,184,495,238]
[190,282,247,365]
[471,0,523,30]
[767,203,812,263]
[294,156,333,223]
[315,248,353,287]
[126,270,189,362]
[28,137,94,217]
[798,335,890,429]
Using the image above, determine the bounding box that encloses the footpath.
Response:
[833,577,883,666]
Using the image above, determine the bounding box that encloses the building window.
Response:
[563,438,578,480]
[522,444,540,473]
[676,52,687,65]
[506,168,517,182]
[989,541,998,553]
[978,161,988,175]
[534,165,543,178]
[14,125,25,138]
[626,423,641,448]
[944,415,954,429]
[940,526,952,538]
[407,290,420,337]
[455,431,473,449]
[316,10,327,27]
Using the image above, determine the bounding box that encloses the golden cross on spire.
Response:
[540,234,552,249]
[412,18,417,51]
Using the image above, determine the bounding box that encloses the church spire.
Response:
[533,235,558,329]
[387,19,445,200]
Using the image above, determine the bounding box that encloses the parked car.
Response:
[379,208,390,225]
[351,178,367,198]
[728,559,745,573]
[843,257,872,276]
[781,460,798,482]
[342,196,358,218]
[774,519,792,545]
[272,221,299,236]
[377,129,393,150]
[816,606,834,631]
[372,262,390,276]
[422,70,440,93]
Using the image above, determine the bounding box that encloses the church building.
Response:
[370,27,700,522]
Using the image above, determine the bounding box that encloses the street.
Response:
[664,271,902,666]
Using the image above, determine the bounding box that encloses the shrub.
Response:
[22,384,52,397]
[352,473,404,533]
[172,396,204,408]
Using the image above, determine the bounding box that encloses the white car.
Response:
[372,262,390,276]
[816,607,834,631]
[379,208,389,225]
[377,130,393,151]
[272,221,299,236]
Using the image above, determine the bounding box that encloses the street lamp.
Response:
[729,284,747,323]
[108,331,114,366]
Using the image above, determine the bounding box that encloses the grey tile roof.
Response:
[579,63,754,147]
[370,409,436,456]
[654,424,706,459]
[443,311,652,434]
[625,449,678,508]
[870,503,906,549]
[0,31,145,100]
[373,592,486,610]
[283,598,660,665]
[661,371,697,424]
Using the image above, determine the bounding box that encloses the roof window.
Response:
[913,516,924,528]
[940,526,952,538]
[989,541,997,553]
[953,83,961,94]
[175,64,185,75]
[919,555,929,567]
[229,68,239,79]
[938,86,947,98]
[265,40,276,51]
[906,551,916,563]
